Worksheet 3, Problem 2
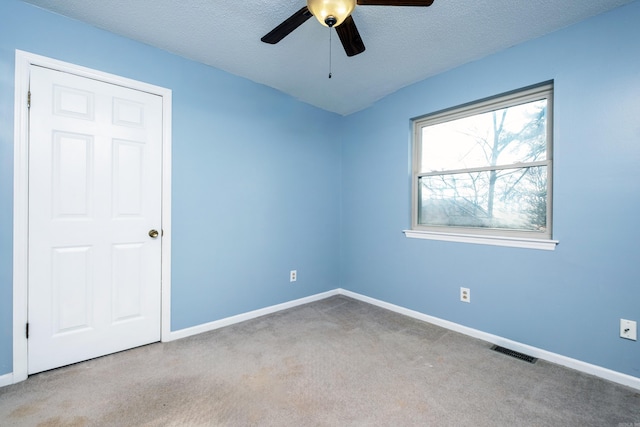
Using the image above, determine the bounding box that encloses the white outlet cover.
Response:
[460,287,470,303]
[620,319,637,341]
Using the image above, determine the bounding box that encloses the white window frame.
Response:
[404,82,558,250]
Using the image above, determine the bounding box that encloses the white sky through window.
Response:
[420,100,546,172]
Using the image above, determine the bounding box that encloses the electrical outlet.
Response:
[290,270,297,282]
[620,319,637,341]
[460,287,470,303]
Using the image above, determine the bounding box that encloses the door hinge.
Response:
[27,91,31,109]
[26,323,29,339]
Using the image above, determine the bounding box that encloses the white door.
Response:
[27,65,163,374]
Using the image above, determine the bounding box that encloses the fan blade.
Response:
[357,0,434,5]
[336,15,366,57]
[261,6,313,44]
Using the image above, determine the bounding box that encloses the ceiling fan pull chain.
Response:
[328,27,332,79]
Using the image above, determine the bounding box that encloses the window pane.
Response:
[418,166,547,231]
[420,99,547,173]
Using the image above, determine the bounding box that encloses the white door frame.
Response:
[12,50,172,384]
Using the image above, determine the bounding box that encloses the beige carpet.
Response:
[1,295,639,426]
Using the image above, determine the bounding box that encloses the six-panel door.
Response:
[28,65,163,374]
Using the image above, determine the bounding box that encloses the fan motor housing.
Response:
[325,16,338,27]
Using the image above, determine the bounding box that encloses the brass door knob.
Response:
[148,229,159,238]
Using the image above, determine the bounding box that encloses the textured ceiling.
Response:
[21,0,634,115]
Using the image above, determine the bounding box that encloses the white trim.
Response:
[4,287,638,391]
[0,373,13,388]
[403,229,559,251]
[166,290,341,342]
[12,50,30,384]
[12,50,172,384]
[160,80,173,343]
[339,289,640,391]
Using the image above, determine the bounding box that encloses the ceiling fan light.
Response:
[307,0,356,27]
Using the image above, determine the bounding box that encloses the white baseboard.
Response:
[4,287,637,391]
[339,288,640,391]
[0,373,13,387]
[165,289,341,342]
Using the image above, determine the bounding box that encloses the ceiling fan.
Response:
[261,0,435,57]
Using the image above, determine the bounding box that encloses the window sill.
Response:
[403,229,559,251]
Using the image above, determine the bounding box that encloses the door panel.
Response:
[112,243,144,322]
[53,132,93,217]
[28,65,163,374]
[52,246,93,334]
[113,139,144,216]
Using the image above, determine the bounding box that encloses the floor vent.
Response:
[491,345,538,364]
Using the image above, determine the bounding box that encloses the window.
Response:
[406,82,557,250]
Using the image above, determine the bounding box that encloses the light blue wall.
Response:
[340,1,640,378]
[0,0,341,375]
[1,0,638,381]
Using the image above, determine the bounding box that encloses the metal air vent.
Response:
[491,345,538,363]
